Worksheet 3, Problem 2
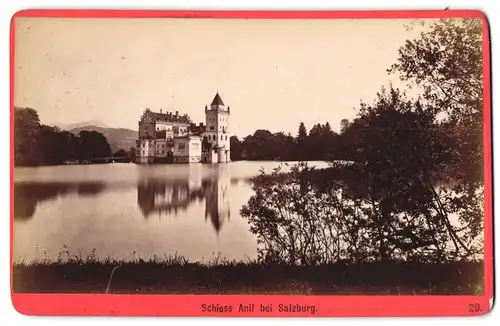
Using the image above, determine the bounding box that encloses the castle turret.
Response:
[204,92,230,163]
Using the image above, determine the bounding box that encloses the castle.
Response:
[136,92,231,164]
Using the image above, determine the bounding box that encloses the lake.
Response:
[13,161,329,264]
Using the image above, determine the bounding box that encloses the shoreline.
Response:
[13,159,342,168]
[12,260,484,295]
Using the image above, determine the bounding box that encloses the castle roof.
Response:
[153,112,190,124]
[189,122,206,135]
[210,92,225,106]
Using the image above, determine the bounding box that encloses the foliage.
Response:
[242,19,485,265]
[389,18,483,120]
[14,107,42,165]
[230,124,340,162]
[242,150,482,265]
[13,248,484,295]
[14,107,113,166]
[128,147,137,162]
[181,113,193,124]
[202,136,212,153]
[241,162,361,264]
[112,149,134,163]
[75,130,112,161]
[340,119,350,133]
[345,86,482,260]
[388,17,484,185]
[388,18,485,257]
[229,136,243,160]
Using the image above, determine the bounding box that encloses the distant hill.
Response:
[59,120,110,130]
[68,125,137,153]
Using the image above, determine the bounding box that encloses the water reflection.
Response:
[14,163,246,237]
[14,182,105,220]
[13,161,329,263]
[137,165,232,233]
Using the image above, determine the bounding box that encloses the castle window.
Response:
[225,135,227,141]
[221,135,223,140]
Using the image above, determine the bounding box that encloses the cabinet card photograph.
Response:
[10,9,493,317]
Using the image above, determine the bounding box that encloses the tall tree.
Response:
[128,147,137,162]
[76,130,112,161]
[388,18,484,185]
[295,122,308,160]
[297,122,308,143]
[340,119,350,133]
[14,107,42,166]
[344,85,482,260]
[37,125,61,164]
[242,130,276,160]
[57,131,78,162]
[388,18,485,256]
[230,136,243,161]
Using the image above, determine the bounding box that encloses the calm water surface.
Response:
[14,161,328,263]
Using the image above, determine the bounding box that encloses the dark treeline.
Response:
[230,122,351,162]
[241,18,485,266]
[14,107,117,166]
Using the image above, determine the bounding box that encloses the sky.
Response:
[13,17,428,138]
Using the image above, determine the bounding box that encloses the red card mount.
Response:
[10,9,493,317]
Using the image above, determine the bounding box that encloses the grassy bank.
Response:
[12,254,484,295]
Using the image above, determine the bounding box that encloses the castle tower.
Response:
[205,92,231,163]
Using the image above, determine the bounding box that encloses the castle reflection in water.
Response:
[14,164,239,234]
[137,166,232,233]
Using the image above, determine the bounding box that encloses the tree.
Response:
[76,130,112,161]
[388,18,485,258]
[14,107,42,166]
[297,122,307,143]
[240,18,484,265]
[242,130,276,160]
[113,149,129,163]
[340,119,350,133]
[56,131,79,162]
[181,114,193,124]
[202,136,212,153]
[294,122,308,160]
[272,132,295,161]
[243,86,482,264]
[344,86,459,260]
[114,149,128,157]
[232,124,340,162]
[36,125,61,165]
[230,136,243,161]
[128,147,137,162]
[388,18,484,185]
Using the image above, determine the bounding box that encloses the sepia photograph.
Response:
[12,14,488,300]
